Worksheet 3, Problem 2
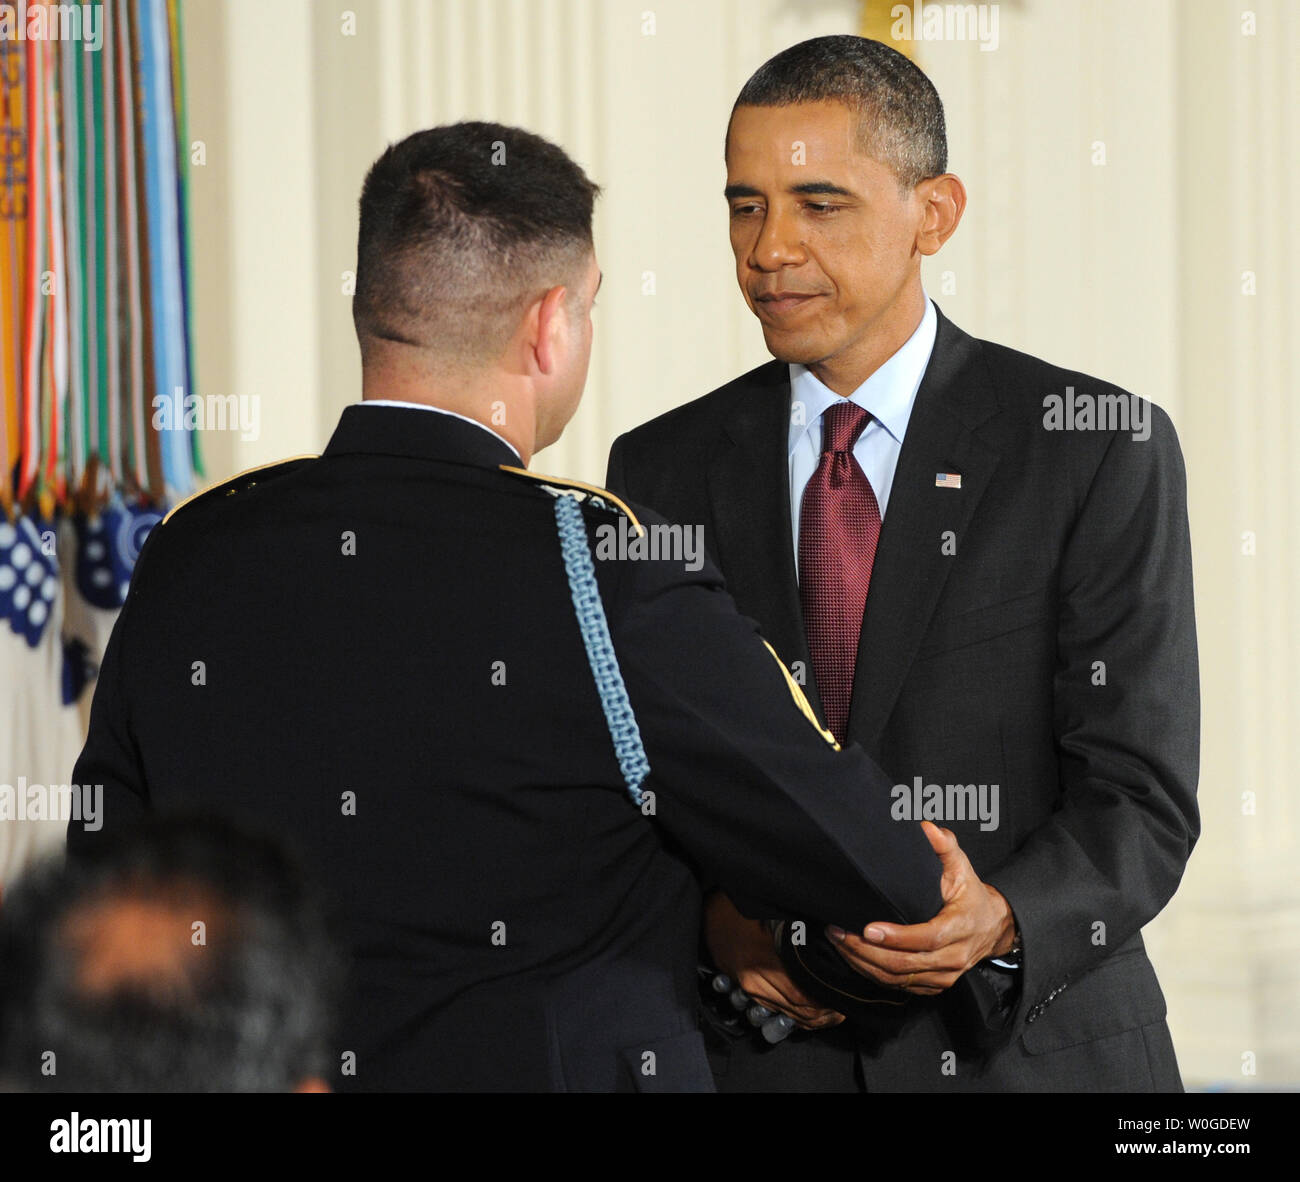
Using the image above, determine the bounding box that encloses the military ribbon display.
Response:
[0,0,197,665]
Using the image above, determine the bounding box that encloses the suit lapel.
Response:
[706,362,827,720]
[848,309,1004,754]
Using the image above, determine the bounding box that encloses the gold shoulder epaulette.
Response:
[499,464,644,536]
[162,455,318,525]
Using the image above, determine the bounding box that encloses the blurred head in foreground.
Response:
[0,814,339,1092]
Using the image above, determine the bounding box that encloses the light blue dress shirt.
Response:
[788,296,937,565]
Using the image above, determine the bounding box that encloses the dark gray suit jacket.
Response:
[606,305,1200,1091]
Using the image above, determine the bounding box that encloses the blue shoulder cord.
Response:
[552,493,649,808]
[553,496,794,1042]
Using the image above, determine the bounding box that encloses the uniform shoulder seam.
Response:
[161,454,318,525]
[498,465,644,534]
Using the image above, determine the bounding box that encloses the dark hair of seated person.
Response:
[0,813,341,1093]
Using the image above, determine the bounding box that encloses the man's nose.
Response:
[750,208,807,271]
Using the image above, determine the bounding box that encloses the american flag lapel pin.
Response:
[935,472,962,489]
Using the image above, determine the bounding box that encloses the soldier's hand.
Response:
[704,891,845,1030]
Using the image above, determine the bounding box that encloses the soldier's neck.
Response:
[360,366,535,467]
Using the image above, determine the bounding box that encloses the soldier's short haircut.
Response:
[353,121,601,367]
[730,36,947,192]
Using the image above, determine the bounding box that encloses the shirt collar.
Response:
[787,295,937,455]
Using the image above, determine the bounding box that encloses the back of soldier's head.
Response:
[0,814,339,1092]
[352,121,601,371]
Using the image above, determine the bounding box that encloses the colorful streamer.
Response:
[0,0,197,653]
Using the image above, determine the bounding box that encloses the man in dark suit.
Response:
[606,36,1199,1092]
[66,121,989,1091]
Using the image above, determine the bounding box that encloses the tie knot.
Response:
[821,401,870,454]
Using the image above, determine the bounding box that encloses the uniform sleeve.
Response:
[602,519,943,932]
[66,540,157,857]
[982,406,1200,1034]
[604,434,626,499]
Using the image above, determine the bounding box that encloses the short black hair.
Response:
[730,36,947,191]
[0,814,341,1092]
[353,121,601,366]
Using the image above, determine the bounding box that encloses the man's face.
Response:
[725,100,925,371]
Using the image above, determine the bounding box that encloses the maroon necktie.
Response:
[798,401,881,744]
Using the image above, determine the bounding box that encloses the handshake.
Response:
[701,823,1022,1048]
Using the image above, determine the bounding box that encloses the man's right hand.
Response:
[704,891,845,1031]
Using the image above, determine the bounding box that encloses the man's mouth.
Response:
[754,292,822,319]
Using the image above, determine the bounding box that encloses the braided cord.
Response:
[553,493,649,807]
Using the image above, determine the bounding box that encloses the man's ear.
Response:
[532,284,570,376]
[916,173,966,256]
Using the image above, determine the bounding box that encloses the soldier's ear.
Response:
[532,284,570,377]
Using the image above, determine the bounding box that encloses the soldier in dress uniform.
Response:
[66,122,995,1091]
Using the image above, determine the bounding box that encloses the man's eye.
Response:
[730,204,761,217]
[806,203,838,214]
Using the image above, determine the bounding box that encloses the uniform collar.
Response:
[323,402,521,468]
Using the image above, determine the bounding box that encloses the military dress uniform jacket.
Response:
[69,404,952,1093]
[606,305,1201,1092]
